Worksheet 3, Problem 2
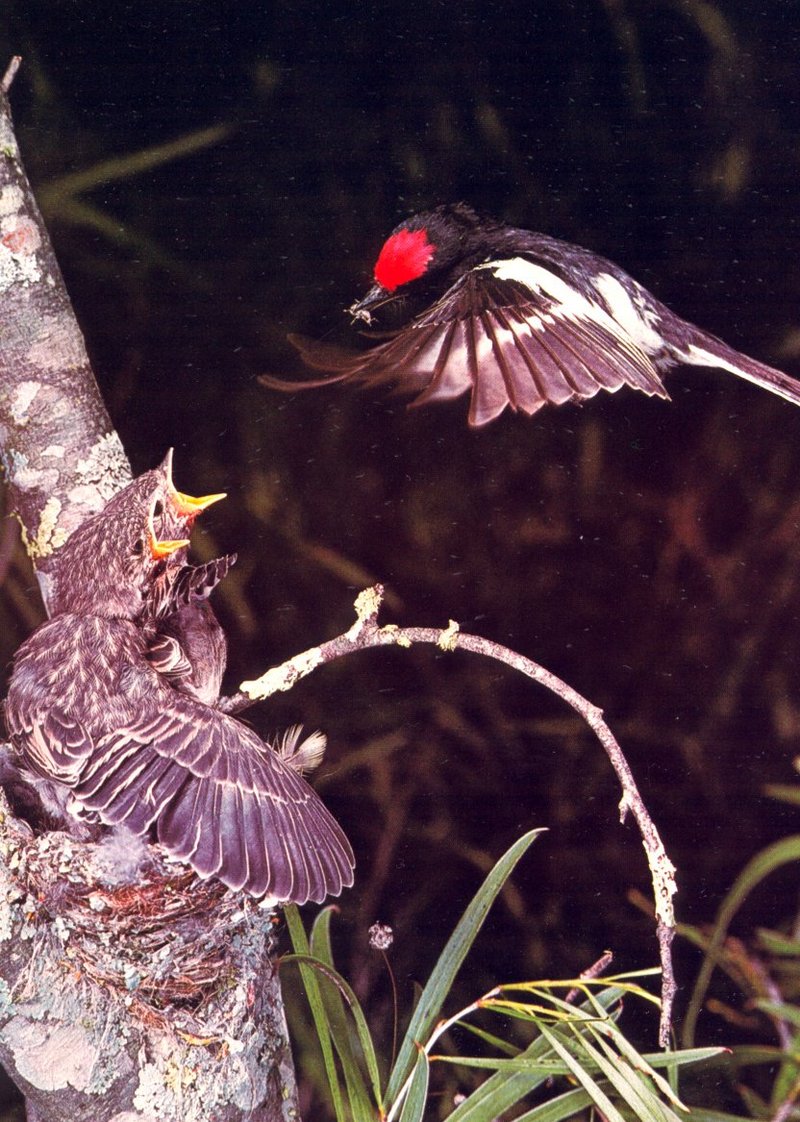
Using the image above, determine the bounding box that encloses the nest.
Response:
[7,811,269,1014]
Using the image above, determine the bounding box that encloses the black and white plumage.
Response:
[266,203,800,427]
[3,459,354,903]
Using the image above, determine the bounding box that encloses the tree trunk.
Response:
[0,68,300,1122]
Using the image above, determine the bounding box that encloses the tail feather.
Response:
[673,330,800,407]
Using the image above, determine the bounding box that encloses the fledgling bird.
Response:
[3,459,355,903]
[144,552,237,706]
[144,450,232,706]
[265,202,800,427]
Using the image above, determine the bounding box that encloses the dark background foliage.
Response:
[2,0,800,1114]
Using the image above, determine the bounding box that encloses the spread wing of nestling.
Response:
[73,692,354,902]
[6,705,93,788]
[5,640,354,903]
[3,457,355,904]
[270,270,670,426]
[147,553,238,623]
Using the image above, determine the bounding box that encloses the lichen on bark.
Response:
[0,72,300,1122]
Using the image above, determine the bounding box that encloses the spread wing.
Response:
[144,556,235,704]
[3,700,93,786]
[148,554,237,623]
[266,269,669,426]
[74,693,354,903]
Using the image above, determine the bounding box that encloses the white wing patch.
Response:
[482,257,602,323]
[678,342,800,407]
[481,258,663,356]
[593,273,664,353]
[681,343,752,376]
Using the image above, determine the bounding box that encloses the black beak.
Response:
[346,284,393,324]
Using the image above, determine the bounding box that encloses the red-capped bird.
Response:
[265,203,800,427]
[4,458,354,903]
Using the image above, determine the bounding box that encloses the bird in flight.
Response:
[265,203,800,427]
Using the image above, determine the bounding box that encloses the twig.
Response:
[1,57,20,95]
[222,585,678,1046]
[565,950,614,1003]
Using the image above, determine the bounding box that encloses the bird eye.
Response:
[132,538,145,557]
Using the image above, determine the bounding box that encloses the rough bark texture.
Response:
[0,87,128,611]
[0,79,299,1121]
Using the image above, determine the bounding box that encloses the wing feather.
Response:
[76,693,354,902]
[148,554,237,623]
[145,634,192,681]
[6,707,94,786]
[186,781,224,877]
[274,266,670,426]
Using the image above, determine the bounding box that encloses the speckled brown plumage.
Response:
[4,455,354,902]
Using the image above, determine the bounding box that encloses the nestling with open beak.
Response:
[3,452,354,903]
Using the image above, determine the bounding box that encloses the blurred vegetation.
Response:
[2,0,800,1117]
[676,782,800,1122]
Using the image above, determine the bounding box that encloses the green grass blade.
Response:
[398,1052,430,1122]
[580,1024,681,1122]
[445,1027,587,1121]
[386,828,545,1103]
[538,1025,627,1122]
[755,927,800,956]
[622,1039,711,1114]
[460,1018,521,1056]
[513,1087,594,1122]
[446,986,627,1122]
[310,905,339,967]
[763,784,800,807]
[302,937,374,1122]
[434,1045,722,1079]
[307,906,377,1114]
[595,1024,684,1109]
[434,1055,568,1073]
[683,834,800,1045]
[753,999,800,1027]
[306,906,382,1112]
[284,904,348,1122]
[725,1046,789,1066]
[283,952,384,1110]
[639,1048,725,1071]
